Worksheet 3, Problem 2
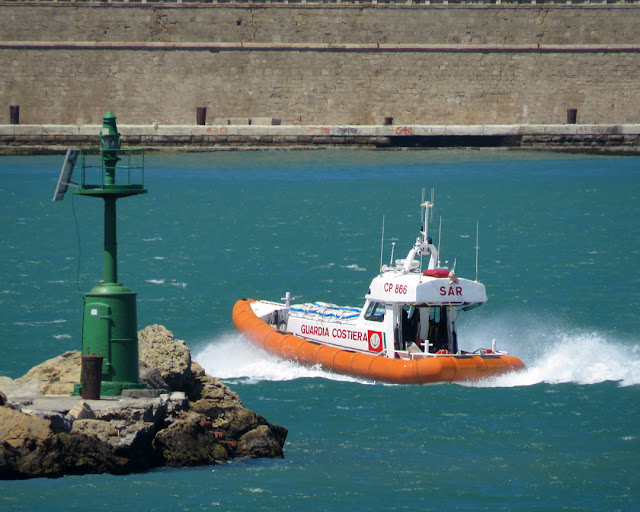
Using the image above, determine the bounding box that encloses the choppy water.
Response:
[1,150,638,511]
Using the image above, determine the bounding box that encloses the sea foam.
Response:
[194,332,360,385]
[465,322,640,388]
[194,324,639,388]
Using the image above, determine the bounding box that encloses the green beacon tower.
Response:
[55,111,147,396]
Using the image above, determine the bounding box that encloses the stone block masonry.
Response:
[1,4,640,127]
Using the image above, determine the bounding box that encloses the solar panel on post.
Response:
[52,148,79,201]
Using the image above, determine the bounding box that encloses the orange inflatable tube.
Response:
[232,299,525,384]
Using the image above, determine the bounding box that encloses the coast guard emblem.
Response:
[368,331,383,352]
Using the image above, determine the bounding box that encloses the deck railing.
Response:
[77,149,145,191]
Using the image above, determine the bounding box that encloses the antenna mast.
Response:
[420,188,434,245]
[379,215,385,271]
[438,217,442,267]
[475,221,480,282]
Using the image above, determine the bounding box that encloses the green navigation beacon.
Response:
[54,111,147,396]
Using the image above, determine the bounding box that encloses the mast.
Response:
[402,188,437,272]
[379,215,385,272]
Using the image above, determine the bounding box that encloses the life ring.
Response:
[423,269,451,278]
[435,349,450,355]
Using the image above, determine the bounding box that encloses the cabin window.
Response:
[364,302,385,322]
[428,306,457,352]
[401,305,419,344]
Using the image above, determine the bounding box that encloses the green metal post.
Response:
[104,196,117,285]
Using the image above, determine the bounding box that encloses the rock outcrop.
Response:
[17,351,81,396]
[138,325,192,393]
[0,325,287,479]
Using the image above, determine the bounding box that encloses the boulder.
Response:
[3,378,40,403]
[240,424,287,458]
[138,325,192,392]
[40,432,127,477]
[21,408,71,434]
[153,411,229,467]
[0,406,125,478]
[189,362,243,407]
[190,402,287,459]
[0,376,22,398]
[67,401,96,421]
[139,362,170,392]
[92,398,168,426]
[71,419,116,443]
[72,417,156,463]
[0,406,53,450]
[17,351,81,396]
[106,421,156,470]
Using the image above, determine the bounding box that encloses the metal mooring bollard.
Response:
[567,108,577,124]
[384,116,394,126]
[196,107,207,125]
[81,354,103,400]
[9,105,19,124]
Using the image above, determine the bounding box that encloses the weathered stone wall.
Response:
[1,4,640,125]
[4,123,640,154]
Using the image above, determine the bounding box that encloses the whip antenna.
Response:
[379,215,385,271]
[475,221,480,281]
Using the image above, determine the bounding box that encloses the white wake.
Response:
[462,320,640,388]
[193,332,361,385]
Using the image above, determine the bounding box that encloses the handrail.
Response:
[3,41,640,52]
[1,0,638,6]
[78,149,145,190]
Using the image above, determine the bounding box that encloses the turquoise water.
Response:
[1,150,639,510]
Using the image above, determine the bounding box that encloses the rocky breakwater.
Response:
[0,325,287,479]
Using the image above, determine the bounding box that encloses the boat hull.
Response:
[233,299,525,384]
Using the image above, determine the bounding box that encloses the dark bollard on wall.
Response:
[196,107,207,125]
[10,105,19,124]
[384,116,394,126]
[567,108,578,124]
[81,354,104,400]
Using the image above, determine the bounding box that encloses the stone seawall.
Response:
[2,3,640,127]
[2,123,639,153]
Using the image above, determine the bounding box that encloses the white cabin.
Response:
[257,193,489,360]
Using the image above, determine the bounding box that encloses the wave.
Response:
[468,333,640,389]
[343,264,367,272]
[145,278,187,288]
[14,319,67,327]
[461,317,640,388]
[193,332,361,385]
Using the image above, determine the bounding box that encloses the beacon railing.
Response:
[76,148,145,192]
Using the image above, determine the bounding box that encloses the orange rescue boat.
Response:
[232,190,525,384]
